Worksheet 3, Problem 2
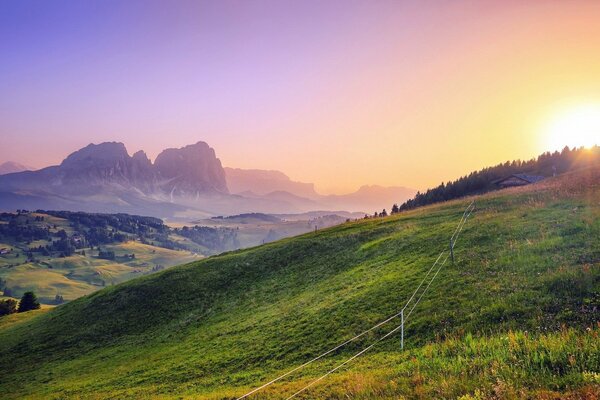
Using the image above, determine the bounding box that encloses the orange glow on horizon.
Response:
[2,1,600,194]
[541,104,600,152]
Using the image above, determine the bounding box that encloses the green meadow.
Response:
[0,241,200,302]
[0,210,202,303]
[0,168,598,399]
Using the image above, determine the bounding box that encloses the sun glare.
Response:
[544,104,600,151]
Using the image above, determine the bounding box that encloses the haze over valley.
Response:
[0,141,415,219]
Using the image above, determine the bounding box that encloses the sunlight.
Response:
[544,104,600,151]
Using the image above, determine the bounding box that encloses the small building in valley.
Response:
[494,174,545,188]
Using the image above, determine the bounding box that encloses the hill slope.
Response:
[0,211,204,303]
[0,168,599,399]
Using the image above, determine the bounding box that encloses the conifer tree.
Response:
[17,291,41,313]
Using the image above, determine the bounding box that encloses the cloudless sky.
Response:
[1,0,600,193]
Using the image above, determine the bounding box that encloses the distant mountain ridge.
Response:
[0,141,229,217]
[0,161,32,175]
[56,141,228,195]
[0,141,416,217]
[225,167,317,198]
[225,167,416,213]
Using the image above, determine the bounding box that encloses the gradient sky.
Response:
[1,0,600,194]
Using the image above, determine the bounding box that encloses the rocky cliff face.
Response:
[0,140,415,217]
[59,142,145,186]
[1,141,228,197]
[155,142,228,196]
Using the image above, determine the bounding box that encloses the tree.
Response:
[0,299,18,316]
[54,294,64,304]
[381,209,388,217]
[391,204,399,214]
[17,291,40,313]
[397,145,600,212]
[98,249,115,260]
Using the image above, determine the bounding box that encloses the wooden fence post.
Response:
[401,309,404,350]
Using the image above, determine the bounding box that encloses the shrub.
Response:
[0,298,18,316]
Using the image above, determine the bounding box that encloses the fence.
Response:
[238,201,476,399]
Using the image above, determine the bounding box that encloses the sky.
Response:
[1,0,600,194]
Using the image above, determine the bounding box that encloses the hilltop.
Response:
[0,167,598,399]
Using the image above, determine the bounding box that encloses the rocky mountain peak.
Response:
[60,142,130,169]
[155,141,228,195]
[132,150,152,165]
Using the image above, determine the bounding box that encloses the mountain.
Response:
[55,141,227,195]
[0,143,416,217]
[323,184,416,213]
[0,142,231,217]
[225,167,317,198]
[0,166,598,399]
[0,161,32,175]
[155,142,228,196]
[224,167,416,213]
[57,142,154,192]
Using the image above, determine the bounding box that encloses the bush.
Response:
[98,249,116,260]
[54,294,65,305]
[0,299,18,316]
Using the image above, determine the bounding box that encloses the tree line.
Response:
[393,146,600,213]
[0,289,41,317]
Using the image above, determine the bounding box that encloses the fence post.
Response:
[400,309,404,350]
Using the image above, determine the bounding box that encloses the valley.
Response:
[3,3,600,398]
[0,210,361,304]
[0,166,597,399]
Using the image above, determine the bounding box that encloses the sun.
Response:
[544,104,600,151]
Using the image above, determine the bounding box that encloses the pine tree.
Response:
[17,291,41,313]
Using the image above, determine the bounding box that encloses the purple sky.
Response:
[2,1,600,193]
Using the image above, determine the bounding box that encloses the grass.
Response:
[0,240,201,303]
[0,168,598,399]
[0,308,51,331]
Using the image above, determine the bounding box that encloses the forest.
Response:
[396,146,600,211]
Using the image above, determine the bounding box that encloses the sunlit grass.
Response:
[0,168,598,399]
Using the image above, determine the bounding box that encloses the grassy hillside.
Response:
[1,210,353,304]
[0,168,598,399]
[0,240,200,303]
[0,211,202,303]
[187,212,354,250]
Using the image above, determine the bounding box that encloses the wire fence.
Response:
[237,201,476,399]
